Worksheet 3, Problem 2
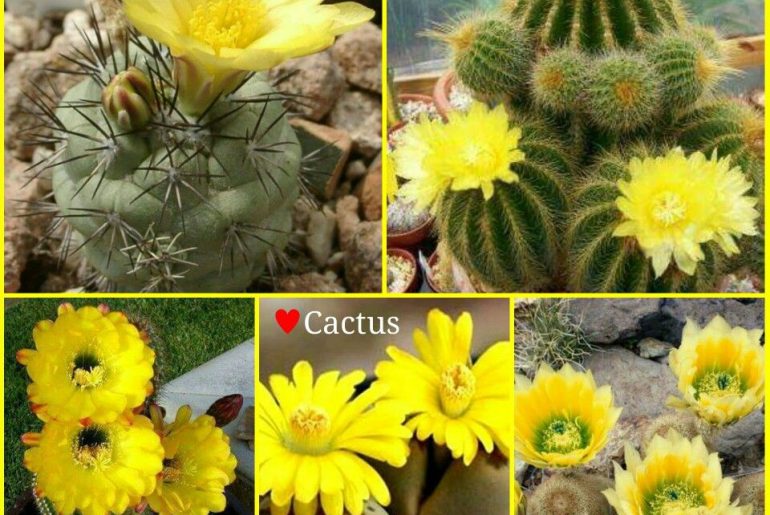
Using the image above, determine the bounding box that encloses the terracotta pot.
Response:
[433,71,456,121]
[387,215,434,249]
[425,250,441,293]
[387,248,419,293]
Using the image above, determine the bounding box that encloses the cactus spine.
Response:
[24,29,308,292]
[528,473,613,515]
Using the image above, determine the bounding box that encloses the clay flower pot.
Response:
[432,71,456,121]
[387,214,434,249]
[425,250,441,293]
[387,248,419,293]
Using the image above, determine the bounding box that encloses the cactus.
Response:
[417,0,765,293]
[23,28,309,292]
[434,116,571,292]
[731,472,764,513]
[528,472,613,515]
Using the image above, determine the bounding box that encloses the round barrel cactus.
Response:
[28,32,302,292]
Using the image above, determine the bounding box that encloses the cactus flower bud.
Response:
[102,67,154,131]
[206,393,244,427]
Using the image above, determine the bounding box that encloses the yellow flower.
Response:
[613,148,758,277]
[124,0,374,113]
[515,364,621,468]
[146,405,237,515]
[258,361,411,515]
[668,315,764,426]
[603,430,752,514]
[392,102,524,211]
[22,415,164,515]
[16,303,155,424]
[374,309,512,465]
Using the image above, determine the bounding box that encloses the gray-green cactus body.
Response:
[49,44,300,292]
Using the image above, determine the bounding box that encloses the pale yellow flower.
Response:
[515,364,621,468]
[668,315,764,426]
[613,148,758,277]
[124,0,374,113]
[604,430,752,514]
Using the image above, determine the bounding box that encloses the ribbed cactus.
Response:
[24,30,307,292]
[423,0,764,292]
[504,0,685,51]
[435,117,571,292]
[527,473,613,515]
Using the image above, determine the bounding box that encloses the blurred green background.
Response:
[4,298,255,511]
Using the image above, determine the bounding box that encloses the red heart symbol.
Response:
[275,309,300,334]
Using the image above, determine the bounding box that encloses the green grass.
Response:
[4,298,255,511]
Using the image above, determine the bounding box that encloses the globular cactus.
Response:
[731,472,764,513]
[527,472,613,515]
[531,48,588,114]
[24,30,306,292]
[503,0,685,52]
[438,15,533,99]
[435,117,571,292]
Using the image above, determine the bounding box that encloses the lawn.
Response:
[4,298,255,511]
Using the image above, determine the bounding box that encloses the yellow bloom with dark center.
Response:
[668,315,764,426]
[393,103,524,212]
[22,415,164,515]
[16,303,155,424]
[515,364,621,468]
[258,361,411,515]
[124,0,373,113]
[613,148,758,277]
[374,309,512,465]
[146,405,237,515]
[603,430,752,514]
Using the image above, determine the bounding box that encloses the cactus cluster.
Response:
[432,0,763,292]
[21,20,316,292]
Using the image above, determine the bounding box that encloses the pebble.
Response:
[637,337,674,359]
[329,91,382,159]
[332,23,382,94]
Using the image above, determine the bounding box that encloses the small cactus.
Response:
[528,472,613,515]
[731,472,764,513]
[531,48,588,114]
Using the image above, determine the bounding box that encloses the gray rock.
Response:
[658,299,764,342]
[305,208,336,267]
[336,195,381,292]
[567,299,661,344]
[638,338,675,359]
[579,416,650,477]
[269,51,347,121]
[709,409,764,458]
[63,9,92,36]
[275,272,345,293]
[332,23,382,94]
[582,347,678,420]
[329,91,382,159]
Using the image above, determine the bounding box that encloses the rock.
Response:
[731,472,764,513]
[269,51,347,121]
[420,453,509,515]
[4,157,51,292]
[567,299,661,344]
[336,195,381,292]
[579,416,650,477]
[329,91,382,159]
[275,272,344,293]
[289,118,352,199]
[345,159,367,181]
[657,299,764,342]
[305,208,336,266]
[62,9,92,35]
[637,338,674,359]
[292,197,315,231]
[709,409,764,458]
[5,13,38,50]
[582,347,678,420]
[326,251,345,273]
[332,23,382,94]
[355,153,382,221]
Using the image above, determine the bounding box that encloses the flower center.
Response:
[71,352,105,389]
[652,191,687,227]
[188,0,266,54]
[72,426,112,468]
[287,404,332,454]
[693,368,744,399]
[439,364,476,417]
[645,480,705,514]
[161,458,184,483]
[537,417,588,454]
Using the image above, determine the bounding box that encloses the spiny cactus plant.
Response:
[20,1,373,292]
[528,473,613,515]
[391,0,764,292]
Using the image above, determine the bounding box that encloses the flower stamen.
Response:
[646,480,705,514]
[652,191,687,227]
[188,0,266,54]
[287,404,332,454]
[537,417,587,454]
[71,352,106,388]
[439,363,476,417]
[693,368,744,399]
[72,426,113,468]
